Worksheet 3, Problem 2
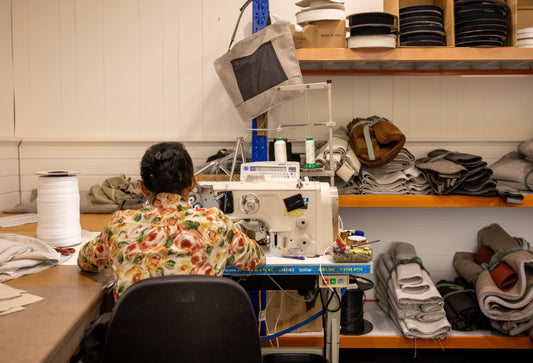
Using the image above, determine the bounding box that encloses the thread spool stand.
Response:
[276,80,335,185]
[340,275,374,335]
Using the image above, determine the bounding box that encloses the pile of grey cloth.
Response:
[415,149,498,196]
[376,242,451,339]
[453,224,533,338]
[342,149,430,195]
[489,139,533,203]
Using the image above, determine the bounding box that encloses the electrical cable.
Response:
[267,275,317,302]
[260,289,346,343]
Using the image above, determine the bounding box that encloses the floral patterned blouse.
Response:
[78,192,266,300]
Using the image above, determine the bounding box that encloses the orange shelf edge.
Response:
[295,47,533,63]
[338,195,533,208]
[263,334,533,350]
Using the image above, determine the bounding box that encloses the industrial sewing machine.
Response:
[189,174,338,257]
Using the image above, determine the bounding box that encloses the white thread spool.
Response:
[36,172,81,247]
[274,137,287,162]
[304,137,319,168]
[306,137,316,164]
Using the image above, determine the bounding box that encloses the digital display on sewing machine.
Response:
[253,166,286,172]
[240,162,300,180]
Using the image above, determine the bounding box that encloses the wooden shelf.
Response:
[339,195,533,208]
[261,304,533,350]
[296,47,533,75]
[266,333,533,350]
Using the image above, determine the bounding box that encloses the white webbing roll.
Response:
[36,174,81,247]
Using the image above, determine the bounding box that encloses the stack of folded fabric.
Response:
[0,234,63,282]
[356,148,431,195]
[436,277,491,331]
[376,242,451,339]
[490,139,533,202]
[415,149,498,196]
[453,224,533,337]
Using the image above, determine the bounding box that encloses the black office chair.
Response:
[103,275,328,363]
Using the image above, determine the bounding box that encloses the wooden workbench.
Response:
[1,214,112,363]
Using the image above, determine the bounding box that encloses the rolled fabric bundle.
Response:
[475,245,518,291]
[478,223,521,250]
[453,252,483,287]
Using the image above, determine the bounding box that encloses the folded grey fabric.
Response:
[357,165,430,195]
[392,242,426,290]
[0,234,62,282]
[518,139,533,162]
[415,156,468,195]
[427,149,484,170]
[369,148,416,174]
[335,179,359,195]
[491,319,533,337]
[376,244,451,339]
[490,151,533,191]
[496,182,524,204]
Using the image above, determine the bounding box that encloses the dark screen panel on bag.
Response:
[231,41,288,101]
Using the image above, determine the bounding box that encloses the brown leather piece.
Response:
[347,116,406,168]
[475,245,518,292]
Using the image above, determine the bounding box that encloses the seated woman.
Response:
[78,141,266,300]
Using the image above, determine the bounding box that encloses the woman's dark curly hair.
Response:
[140,142,194,195]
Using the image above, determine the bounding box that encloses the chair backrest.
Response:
[103,275,262,363]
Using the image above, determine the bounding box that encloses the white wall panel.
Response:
[0,0,14,138]
[11,1,533,144]
[0,141,21,210]
[16,140,237,206]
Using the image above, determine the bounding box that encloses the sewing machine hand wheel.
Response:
[240,193,260,214]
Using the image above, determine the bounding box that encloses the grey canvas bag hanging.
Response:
[213,2,304,122]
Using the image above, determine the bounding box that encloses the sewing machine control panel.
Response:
[240,161,300,180]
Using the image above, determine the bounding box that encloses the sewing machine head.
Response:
[190,178,338,257]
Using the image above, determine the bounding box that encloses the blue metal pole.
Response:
[251,0,269,162]
[251,0,268,337]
